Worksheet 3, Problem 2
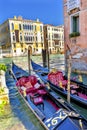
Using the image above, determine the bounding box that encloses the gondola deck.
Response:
[31,60,87,107]
[6,62,87,130]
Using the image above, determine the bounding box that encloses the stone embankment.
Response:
[0,70,9,105]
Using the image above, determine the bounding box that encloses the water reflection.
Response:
[0,65,45,130]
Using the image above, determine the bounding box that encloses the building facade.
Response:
[44,25,64,54]
[64,0,87,72]
[0,16,44,56]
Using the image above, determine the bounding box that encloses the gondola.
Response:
[8,62,87,130]
[31,60,87,107]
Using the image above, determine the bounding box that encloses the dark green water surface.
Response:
[0,54,87,130]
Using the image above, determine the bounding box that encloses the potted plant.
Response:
[0,64,7,75]
[69,32,80,38]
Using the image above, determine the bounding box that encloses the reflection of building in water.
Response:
[64,0,87,72]
[0,43,2,58]
[0,16,44,56]
[44,25,64,54]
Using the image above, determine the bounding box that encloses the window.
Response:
[23,24,25,29]
[35,25,36,31]
[40,26,42,32]
[41,36,43,41]
[30,25,32,30]
[36,37,37,41]
[19,24,22,30]
[33,36,34,41]
[36,43,38,47]
[21,44,23,48]
[13,36,15,41]
[41,43,43,47]
[54,28,58,31]
[54,34,59,39]
[28,25,29,30]
[55,42,59,46]
[24,36,26,41]
[48,34,50,40]
[32,25,33,30]
[20,36,22,41]
[71,13,79,33]
[14,43,16,48]
[21,49,23,52]
[12,23,14,30]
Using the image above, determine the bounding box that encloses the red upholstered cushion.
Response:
[26,87,37,94]
[61,80,67,86]
[56,72,64,81]
[27,75,38,86]
[48,71,67,87]
[37,89,47,95]
[16,77,27,86]
[24,81,33,88]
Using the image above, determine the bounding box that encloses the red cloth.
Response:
[16,77,27,86]
[27,75,38,86]
[48,71,67,87]
[37,89,47,95]
[16,75,38,87]
[24,81,33,88]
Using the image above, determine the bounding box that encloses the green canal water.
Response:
[0,54,87,130]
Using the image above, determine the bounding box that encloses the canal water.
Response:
[0,54,87,130]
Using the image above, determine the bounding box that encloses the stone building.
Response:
[44,24,64,54]
[0,16,44,56]
[64,0,87,73]
[0,16,64,57]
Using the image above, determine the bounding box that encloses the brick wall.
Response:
[64,0,87,72]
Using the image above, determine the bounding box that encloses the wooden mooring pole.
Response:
[42,49,47,67]
[67,55,71,103]
[28,47,31,74]
[47,50,50,71]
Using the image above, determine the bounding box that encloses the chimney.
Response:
[14,16,17,19]
[36,18,39,22]
[18,16,23,20]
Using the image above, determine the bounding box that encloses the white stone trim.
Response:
[70,12,80,33]
[67,0,80,12]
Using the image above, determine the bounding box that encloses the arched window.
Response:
[20,36,22,41]
[19,24,22,30]
[12,23,14,30]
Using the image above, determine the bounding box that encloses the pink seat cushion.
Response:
[71,90,77,94]
[60,80,67,86]
[37,89,47,95]
[33,96,43,105]
[24,81,33,88]
[26,87,37,94]
[27,75,38,86]
[16,77,27,86]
